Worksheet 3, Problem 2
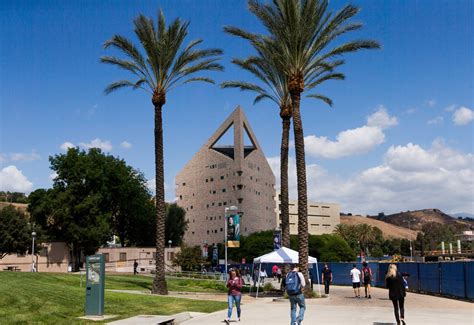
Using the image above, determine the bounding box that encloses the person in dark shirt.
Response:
[133,260,138,275]
[321,264,333,295]
[386,264,406,325]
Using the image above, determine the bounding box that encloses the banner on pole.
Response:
[273,230,282,250]
[227,214,240,248]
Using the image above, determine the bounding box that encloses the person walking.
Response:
[272,264,278,280]
[277,266,282,283]
[321,264,333,295]
[225,269,243,324]
[362,262,373,298]
[386,264,406,325]
[350,264,362,298]
[133,260,138,275]
[286,264,306,325]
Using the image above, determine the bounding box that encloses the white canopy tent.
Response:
[251,247,320,298]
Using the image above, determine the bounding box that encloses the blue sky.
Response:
[1,0,472,215]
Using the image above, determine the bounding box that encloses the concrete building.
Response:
[176,106,276,246]
[275,192,340,235]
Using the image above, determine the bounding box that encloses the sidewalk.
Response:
[181,285,473,325]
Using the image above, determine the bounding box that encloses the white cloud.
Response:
[0,151,41,162]
[60,142,75,151]
[403,108,417,115]
[147,178,171,195]
[366,106,398,129]
[304,106,397,159]
[426,99,436,107]
[427,116,443,125]
[452,106,474,125]
[268,140,474,215]
[120,141,132,149]
[305,126,385,159]
[49,172,58,181]
[445,104,457,112]
[0,165,33,193]
[79,138,113,152]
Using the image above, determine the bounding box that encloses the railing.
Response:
[165,270,224,281]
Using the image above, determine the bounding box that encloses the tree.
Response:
[101,10,223,295]
[172,244,206,271]
[221,44,339,251]
[319,235,356,262]
[165,203,188,246]
[0,205,32,259]
[28,148,154,268]
[225,0,379,294]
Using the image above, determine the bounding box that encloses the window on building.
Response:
[223,201,227,205]
[213,190,216,194]
[221,175,224,180]
[190,205,193,209]
[182,182,186,186]
[238,198,243,204]
[207,230,210,234]
[218,202,222,206]
[206,204,209,208]
[212,202,215,206]
[222,188,226,192]
[119,253,127,261]
[220,228,223,231]
[237,171,243,176]
[192,231,195,235]
[250,176,253,180]
[103,253,109,262]
[210,178,214,181]
[206,179,208,182]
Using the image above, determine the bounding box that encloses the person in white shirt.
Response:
[350,264,362,298]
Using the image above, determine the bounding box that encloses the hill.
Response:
[340,215,417,240]
[0,202,28,212]
[368,209,474,231]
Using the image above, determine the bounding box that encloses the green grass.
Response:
[0,273,227,324]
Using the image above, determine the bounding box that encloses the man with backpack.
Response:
[286,264,306,325]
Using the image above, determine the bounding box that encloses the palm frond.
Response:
[183,77,215,84]
[104,80,136,95]
[306,93,333,107]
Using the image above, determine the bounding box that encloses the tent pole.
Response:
[315,261,321,297]
[249,262,254,295]
[256,263,262,298]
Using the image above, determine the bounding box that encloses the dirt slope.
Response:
[341,215,418,240]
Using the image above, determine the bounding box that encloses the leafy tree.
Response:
[101,10,223,295]
[28,148,154,269]
[371,246,384,258]
[165,203,188,246]
[0,192,28,203]
[319,235,356,262]
[172,244,206,271]
[0,205,33,259]
[225,0,379,293]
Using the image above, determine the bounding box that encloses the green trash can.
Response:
[85,254,105,316]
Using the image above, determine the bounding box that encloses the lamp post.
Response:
[406,220,413,261]
[31,231,36,272]
[168,240,172,249]
[224,205,238,281]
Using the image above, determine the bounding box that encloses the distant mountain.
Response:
[450,212,474,219]
[368,209,474,231]
[340,215,417,240]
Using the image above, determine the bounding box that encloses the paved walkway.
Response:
[181,285,473,325]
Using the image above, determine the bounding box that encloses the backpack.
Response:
[286,271,301,295]
[363,267,371,282]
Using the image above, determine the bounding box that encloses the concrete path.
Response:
[181,285,473,325]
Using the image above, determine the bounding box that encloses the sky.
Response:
[1,0,473,215]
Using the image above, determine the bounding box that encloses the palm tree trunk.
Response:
[152,103,168,295]
[280,117,291,249]
[291,91,311,295]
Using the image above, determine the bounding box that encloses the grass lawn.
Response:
[0,272,227,324]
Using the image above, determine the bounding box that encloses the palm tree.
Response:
[220,53,341,250]
[356,224,376,255]
[101,11,223,294]
[225,0,379,294]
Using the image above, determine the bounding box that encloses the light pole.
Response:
[31,231,36,272]
[224,205,238,281]
[406,220,413,261]
[168,240,172,249]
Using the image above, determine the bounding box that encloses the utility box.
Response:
[85,254,105,316]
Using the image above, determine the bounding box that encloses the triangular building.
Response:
[176,106,277,246]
